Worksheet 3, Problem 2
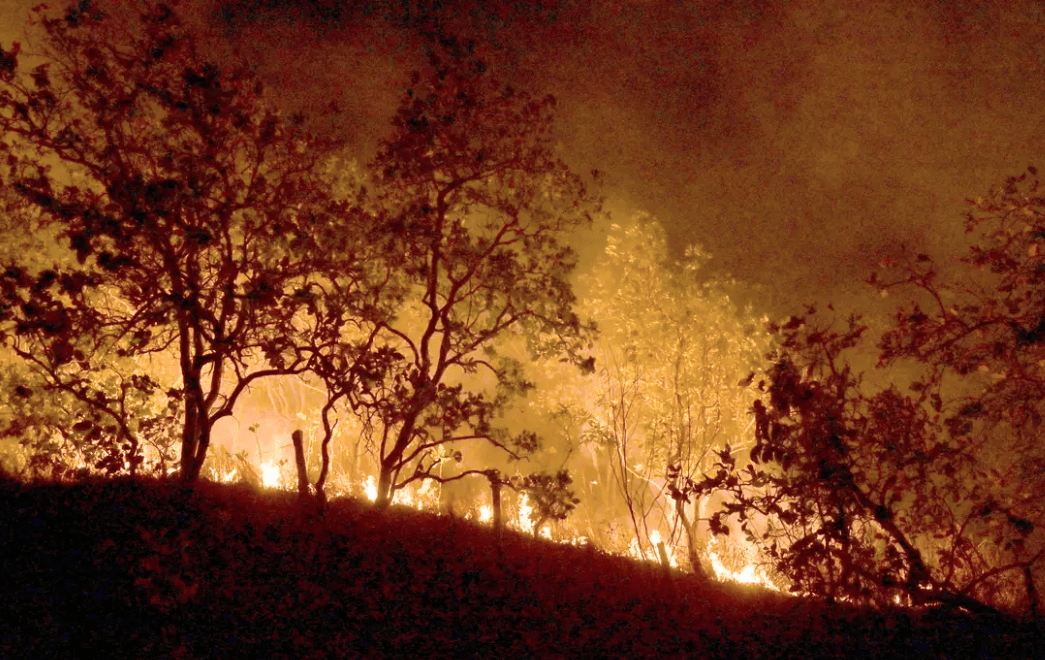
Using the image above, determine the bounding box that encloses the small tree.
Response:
[0,355,181,478]
[692,194,1045,614]
[339,35,601,507]
[0,0,360,480]
[576,216,767,572]
[875,167,1045,614]
[687,312,992,608]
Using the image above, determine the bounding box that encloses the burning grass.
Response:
[0,475,1038,659]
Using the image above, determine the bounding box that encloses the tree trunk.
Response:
[375,416,419,508]
[677,496,709,580]
[375,464,394,508]
[315,432,331,508]
[490,477,503,540]
[179,399,200,481]
[292,429,310,499]
[182,437,208,482]
[181,433,207,482]
[178,368,210,482]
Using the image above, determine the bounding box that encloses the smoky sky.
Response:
[5,0,1045,316]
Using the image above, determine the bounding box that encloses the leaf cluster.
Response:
[690,284,1045,614]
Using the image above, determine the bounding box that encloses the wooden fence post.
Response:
[656,540,671,570]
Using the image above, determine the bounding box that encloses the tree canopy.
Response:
[333,37,602,507]
[538,216,768,569]
[0,3,602,511]
[0,0,369,480]
[693,169,1045,616]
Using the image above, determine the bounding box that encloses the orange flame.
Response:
[251,467,782,589]
[363,475,378,502]
[260,462,280,489]
[707,549,781,591]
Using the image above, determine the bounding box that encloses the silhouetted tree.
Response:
[689,312,994,609]
[875,167,1045,615]
[687,170,1045,616]
[331,35,601,507]
[0,0,362,480]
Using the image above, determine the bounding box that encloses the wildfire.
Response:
[261,462,280,489]
[517,494,534,531]
[509,495,553,538]
[512,495,551,538]
[215,459,781,591]
[708,550,780,591]
[648,530,679,567]
[622,530,680,567]
[393,479,439,510]
[363,475,378,502]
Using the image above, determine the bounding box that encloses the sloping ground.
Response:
[0,476,1038,659]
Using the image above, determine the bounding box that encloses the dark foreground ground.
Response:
[0,476,1039,659]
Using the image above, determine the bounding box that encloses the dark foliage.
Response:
[676,312,1007,610]
[324,33,600,507]
[0,0,363,481]
[672,168,1045,618]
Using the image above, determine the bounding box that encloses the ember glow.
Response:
[708,550,781,592]
[363,475,378,502]
[201,451,782,590]
[260,462,281,489]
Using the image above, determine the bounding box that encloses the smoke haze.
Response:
[203,0,1045,316]
[5,0,1042,312]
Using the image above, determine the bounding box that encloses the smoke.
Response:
[4,0,1044,312]
[517,0,1045,312]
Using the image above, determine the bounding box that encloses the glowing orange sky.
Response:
[5,0,1044,315]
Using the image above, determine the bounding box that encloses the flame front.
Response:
[261,462,280,489]
[216,461,782,591]
[708,550,780,591]
[517,494,533,531]
[363,475,378,502]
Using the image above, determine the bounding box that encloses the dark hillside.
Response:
[0,477,1037,659]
